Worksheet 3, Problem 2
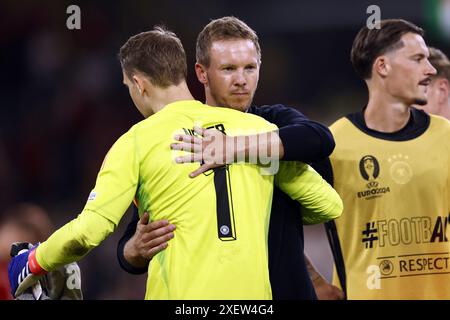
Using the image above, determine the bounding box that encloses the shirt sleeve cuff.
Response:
[116,237,148,275]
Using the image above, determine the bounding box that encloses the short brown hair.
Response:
[119,26,187,87]
[196,16,261,67]
[351,19,424,79]
[429,47,450,81]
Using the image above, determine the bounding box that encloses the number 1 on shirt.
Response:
[213,166,237,241]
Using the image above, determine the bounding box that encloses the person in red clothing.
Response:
[0,203,52,300]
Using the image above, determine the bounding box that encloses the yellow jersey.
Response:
[35,100,342,299]
[328,109,450,299]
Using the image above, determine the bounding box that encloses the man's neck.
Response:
[438,102,450,121]
[364,89,411,133]
[150,81,195,114]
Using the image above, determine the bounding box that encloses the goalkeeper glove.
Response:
[8,243,47,297]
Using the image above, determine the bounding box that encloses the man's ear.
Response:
[195,63,208,85]
[373,56,390,78]
[437,78,450,105]
[132,74,145,95]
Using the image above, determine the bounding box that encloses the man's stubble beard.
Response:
[209,88,255,112]
[413,97,428,106]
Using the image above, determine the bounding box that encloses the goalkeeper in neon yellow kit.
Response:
[8,26,342,299]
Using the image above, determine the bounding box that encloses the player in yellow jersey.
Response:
[8,26,342,300]
[313,19,450,299]
[414,47,450,120]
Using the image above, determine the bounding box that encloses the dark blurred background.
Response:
[0,0,449,299]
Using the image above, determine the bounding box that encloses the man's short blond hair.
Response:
[196,16,261,67]
[119,26,187,87]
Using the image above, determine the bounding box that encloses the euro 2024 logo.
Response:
[359,155,380,189]
[357,155,390,200]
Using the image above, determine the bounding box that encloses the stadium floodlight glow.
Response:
[425,0,450,41]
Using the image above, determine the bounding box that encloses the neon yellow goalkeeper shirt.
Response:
[35,100,342,299]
